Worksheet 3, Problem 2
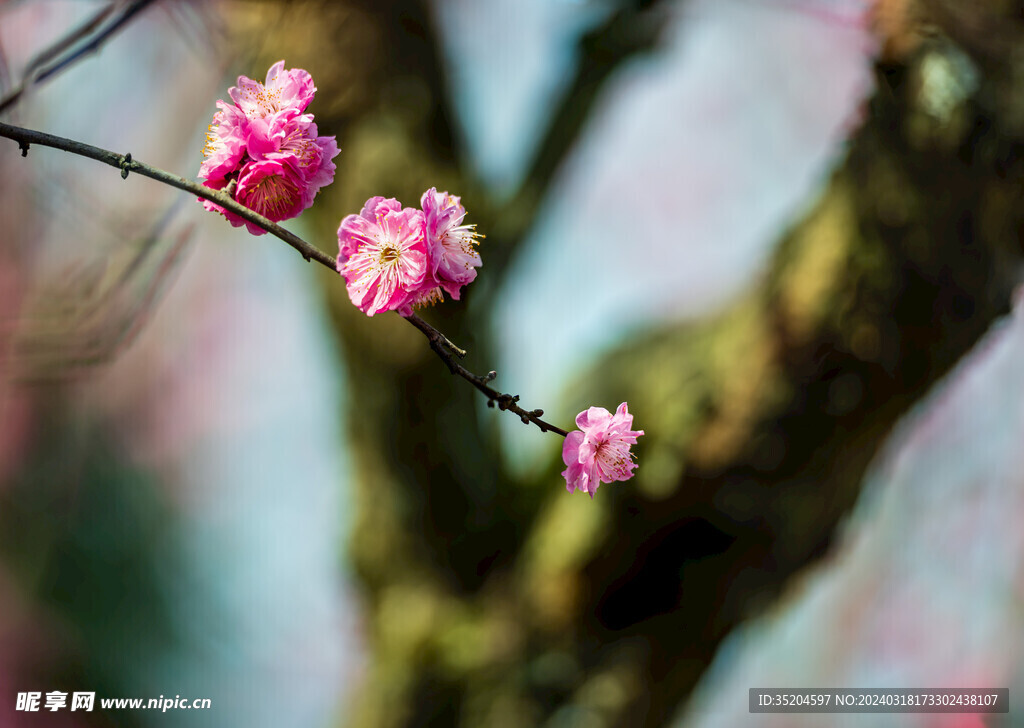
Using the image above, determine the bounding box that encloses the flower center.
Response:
[595,439,632,475]
[379,246,401,265]
[244,86,282,118]
[250,174,294,218]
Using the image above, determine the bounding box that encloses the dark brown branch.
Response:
[0,121,332,266]
[0,120,570,438]
[405,313,569,436]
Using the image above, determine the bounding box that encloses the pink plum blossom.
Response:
[201,160,306,235]
[235,160,306,227]
[337,196,404,262]
[295,130,339,206]
[562,402,644,498]
[199,100,248,181]
[335,189,484,315]
[248,113,339,206]
[242,108,304,159]
[228,60,316,119]
[336,203,428,316]
[420,187,481,300]
[197,61,338,230]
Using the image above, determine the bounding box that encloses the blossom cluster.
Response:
[195,65,638,497]
[562,402,644,497]
[336,189,482,316]
[198,61,339,234]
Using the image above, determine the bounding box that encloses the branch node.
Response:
[484,370,497,383]
[119,152,132,179]
[225,178,237,198]
[438,335,466,358]
[18,141,29,157]
[486,399,495,408]
[531,409,544,417]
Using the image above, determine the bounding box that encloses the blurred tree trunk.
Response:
[327,2,1024,726]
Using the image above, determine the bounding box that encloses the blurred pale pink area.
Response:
[0,2,359,726]
[0,1,66,488]
[676,291,1024,728]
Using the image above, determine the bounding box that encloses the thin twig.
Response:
[0,2,114,114]
[22,3,116,80]
[405,314,569,436]
[0,120,569,438]
[0,0,158,115]
[0,122,330,266]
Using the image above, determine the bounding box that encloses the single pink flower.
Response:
[561,402,644,498]
[337,203,428,316]
[228,60,315,120]
[420,187,482,300]
[199,100,248,180]
[235,159,306,224]
[202,160,306,236]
